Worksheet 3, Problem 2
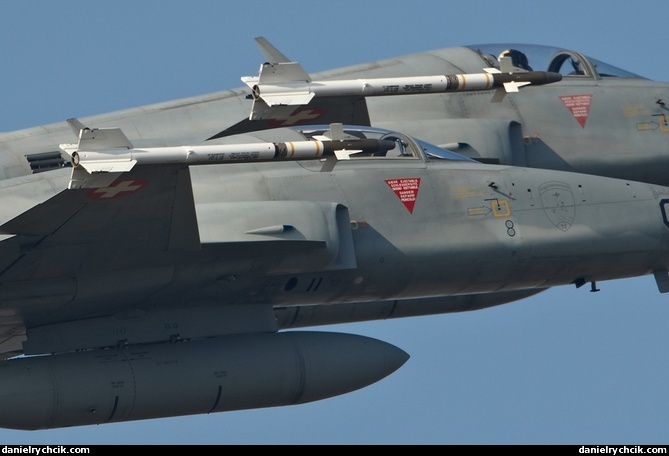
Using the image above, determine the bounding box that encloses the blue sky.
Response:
[2,0,669,445]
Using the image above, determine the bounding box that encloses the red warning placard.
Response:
[386,178,421,213]
[559,94,592,128]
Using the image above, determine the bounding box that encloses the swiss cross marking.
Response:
[87,178,148,200]
[268,108,326,127]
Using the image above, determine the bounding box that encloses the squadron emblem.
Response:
[539,181,575,231]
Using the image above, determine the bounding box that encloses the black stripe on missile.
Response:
[321,139,396,155]
[491,71,563,86]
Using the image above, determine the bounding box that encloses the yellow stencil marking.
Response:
[622,104,651,117]
[453,185,483,199]
[467,207,486,216]
[492,200,511,217]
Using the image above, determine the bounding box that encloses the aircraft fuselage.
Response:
[3,155,669,320]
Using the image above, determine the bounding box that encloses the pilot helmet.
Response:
[498,49,532,71]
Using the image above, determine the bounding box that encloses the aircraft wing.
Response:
[0,164,200,273]
[0,150,357,359]
[0,163,203,356]
[209,95,371,139]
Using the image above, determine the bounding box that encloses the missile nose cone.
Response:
[547,71,563,84]
[493,70,563,88]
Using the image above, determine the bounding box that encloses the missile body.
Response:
[64,137,396,176]
[245,64,563,107]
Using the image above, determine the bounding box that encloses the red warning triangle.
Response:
[385,178,421,213]
[559,94,592,128]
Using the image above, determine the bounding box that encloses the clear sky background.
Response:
[1,0,669,445]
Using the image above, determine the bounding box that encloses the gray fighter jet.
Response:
[2,38,669,430]
[1,122,669,429]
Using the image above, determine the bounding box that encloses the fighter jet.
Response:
[2,121,669,430]
[2,37,668,187]
[2,39,669,430]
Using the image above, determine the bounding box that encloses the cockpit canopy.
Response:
[467,44,646,80]
[294,125,477,162]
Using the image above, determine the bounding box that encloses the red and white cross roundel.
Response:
[268,108,326,127]
[87,178,148,200]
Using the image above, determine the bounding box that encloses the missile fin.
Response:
[255,36,292,64]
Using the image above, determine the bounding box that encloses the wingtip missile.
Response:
[61,124,398,189]
[243,63,563,117]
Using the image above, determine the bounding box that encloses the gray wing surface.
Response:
[0,164,202,357]
[0,164,200,278]
[0,162,347,358]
